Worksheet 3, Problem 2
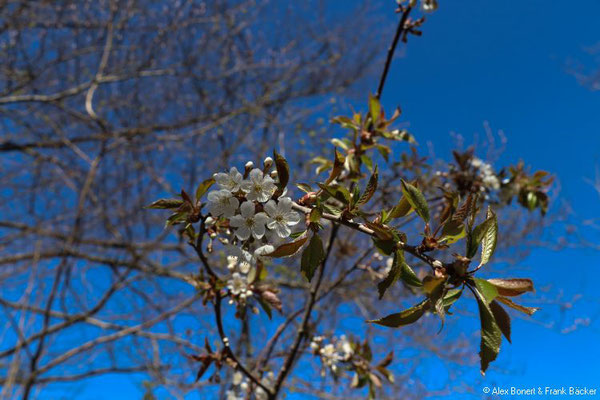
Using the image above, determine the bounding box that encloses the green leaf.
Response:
[467,212,497,259]
[317,183,351,205]
[386,196,413,221]
[296,183,312,193]
[165,211,187,227]
[490,300,511,343]
[474,288,502,375]
[195,178,215,201]
[145,198,184,210]
[331,115,359,130]
[301,234,325,282]
[422,276,445,296]
[487,278,534,297]
[321,203,342,217]
[440,220,466,244]
[324,148,345,185]
[401,180,430,222]
[357,166,378,206]
[443,288,463,310]
[331,138,349,151]
[363,221,393,240]
[369,94,381,124]
[265,236,309,258]
[478,207,498,268]
[472,278,499,304]
[496,296,539,316]
[372,238,396,256]
[400,258,422,288]
[387,129,416,144]
[309,207,322,223]
[367,299,429,328]
[289,230,307,239]
[273,150,290,189]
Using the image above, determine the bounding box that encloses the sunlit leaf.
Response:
[496,296,539,316]
[478,207,498,268]
[474,287,502,375]
[357,166,378,206]
[401,180,429,222]
[265,236,309,258]
[440,220,465,244]
[467,212,497,259]
[145,198,184,209]
[472,278,499,304]
[487,278,534,297]
[195,178,215,202]
[387,195,413,221]
[367,299,429,328]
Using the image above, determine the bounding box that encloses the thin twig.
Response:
[271,224,340,398]
[375,6,413,99]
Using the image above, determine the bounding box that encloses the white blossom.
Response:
[241,168,276,203]
[225,390,242,400]
[226,245,255,274]
[382,257,394,276]
[255,372,274,400]
[264,197,301,238]
[336,335,353,361]
[232,371,243,386]
[254,244,276,259]
[229,201,269,240]
[214,167,244,193]
[207,189,239,218]
[227,272,253,299]
[470,157,500,191]
[320,344,339,371]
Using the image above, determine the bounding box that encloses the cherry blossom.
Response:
[207,189,239,218]
[214,167,244,193]
[227,272,253,300]
[241,168,276,203]
[229,201,269,240]
[264,197,301,238]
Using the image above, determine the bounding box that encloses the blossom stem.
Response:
[291,202,446,270]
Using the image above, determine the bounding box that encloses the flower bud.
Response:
[270,170,278,179]
[244,161,254,178]
[205,216,214,225]
[263,156,273,169]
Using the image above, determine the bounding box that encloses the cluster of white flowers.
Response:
[206,158,302,304]
[310,335,354,375]
[225,372,248,400]
[470,157,500,191]
[225,371,274,400]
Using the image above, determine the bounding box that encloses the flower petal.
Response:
[264,200,277,217]
[239,201,255,218]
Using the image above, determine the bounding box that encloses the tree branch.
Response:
[375,5,413,99]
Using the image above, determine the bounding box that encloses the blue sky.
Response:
[376,0,600,396]
[50,1,600,398]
